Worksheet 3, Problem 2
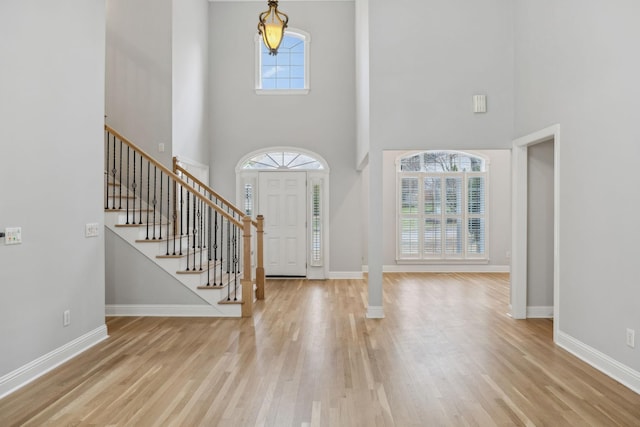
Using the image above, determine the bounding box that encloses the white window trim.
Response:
[255,28,311,95]
[395,151,490,264]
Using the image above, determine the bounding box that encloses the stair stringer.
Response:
[105,211,243,317]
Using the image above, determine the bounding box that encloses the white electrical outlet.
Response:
[159,143,165,153]
[63,310,71,327]
[626,328,635,348]
[85,223,100,237]
[4,227,22,245]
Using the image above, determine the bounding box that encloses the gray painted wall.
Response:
[515,0,640,370]
[0,0,106,376]
[209,1,361,273]
[105,230,206,305]
[106,0,173,167]
[369,0,515,151]
[527,140,554,307]
[172,0,210,164]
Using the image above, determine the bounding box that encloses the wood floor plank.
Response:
[1,273,640,426]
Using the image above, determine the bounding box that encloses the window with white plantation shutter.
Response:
[397,151,488,262]
[310,181,322,266]
[399,177,419,257]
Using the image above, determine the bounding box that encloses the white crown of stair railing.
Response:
[104,126,265,317]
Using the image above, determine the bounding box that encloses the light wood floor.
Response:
[1,273,639,426]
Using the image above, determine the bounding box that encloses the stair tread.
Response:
[156,249,211,259]
[134,235,193,243]
[176,263,235,274]
[115,222,170,228]
[105,208,153,212]
[218,299,243,305]
[197,284,225,290]
[106,195,137,199]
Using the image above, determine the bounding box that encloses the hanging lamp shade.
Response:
[257,1,289,55]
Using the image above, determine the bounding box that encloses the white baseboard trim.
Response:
[328,271,364,280]
[362,265,510,273]
[366,305,385,319]
[105,304,239,317]
[527,306,554,318]
[556,330,640,395]
[0,324,108,399]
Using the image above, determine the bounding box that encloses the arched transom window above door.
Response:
[240,150,327,171]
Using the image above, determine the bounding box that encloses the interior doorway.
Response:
[527,140,555,318]
[511,124,560,339]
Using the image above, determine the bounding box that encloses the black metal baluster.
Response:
[185,190,190,270]
[179,185,184,256]
[138,155,143,224]
[213,211,219,286]
[152,166,157,240]
[104,131,109,209]
[192,192,197,271]
[125,146,130,224]
[158,169,163,240]
[172,181,177,256]
[111,135,117,209]
[132,151,137,223]
[145,161,150,240]
[235,223,240,274]
[191,193,198,252]
[199,200,204,271]
[233,225,238,301]
[118,139,123,209]
[220,216,225,288]
[228,215,231,301]
[226,219,231,275]
[207,206,212,286]
[166,175,171,254]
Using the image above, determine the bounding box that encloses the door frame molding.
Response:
[511,124,560,339]
[236,147,330,280]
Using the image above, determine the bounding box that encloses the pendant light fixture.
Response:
[257,1,289,56]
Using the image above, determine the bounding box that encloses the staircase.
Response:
[104,126,265,317]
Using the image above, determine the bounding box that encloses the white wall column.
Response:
[367,148,384,318]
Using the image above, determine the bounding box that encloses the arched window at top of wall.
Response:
[255,29,311,95]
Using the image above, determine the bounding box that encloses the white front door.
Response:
[259,171,307,276]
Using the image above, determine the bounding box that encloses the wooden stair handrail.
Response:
[104,125,242,228]
[173,158,259,228]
